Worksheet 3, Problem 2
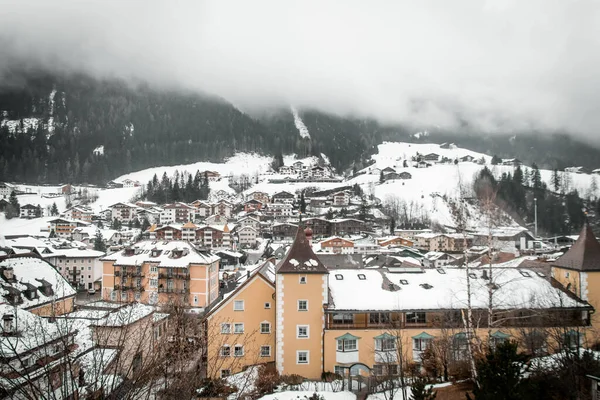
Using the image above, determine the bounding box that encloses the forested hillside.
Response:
[1,70,600,186]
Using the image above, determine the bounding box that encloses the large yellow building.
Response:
[101,241,220,310]
[552,222,600,327]
[203,228,592,380]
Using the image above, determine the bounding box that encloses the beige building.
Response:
[101,241,220,311]
[203,227,592,381]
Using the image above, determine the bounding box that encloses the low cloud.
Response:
[1,0,600,139]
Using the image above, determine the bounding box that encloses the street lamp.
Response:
[534,197,538,238]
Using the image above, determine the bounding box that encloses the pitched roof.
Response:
[276,228,329,274]
[554,223,600,271]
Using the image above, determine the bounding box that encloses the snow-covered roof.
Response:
[93,303,155,327]
[0,256,76,309]
[328,267,588,311]
[101,240,219,267]
[0,304,66,357]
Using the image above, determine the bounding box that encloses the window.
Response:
[299,276,307,284]
[520,270,531,277]
[234,323,244,334]
[369,313,391,325]
[334,366,345,376]
[332,313,354,324]
[110,291,117,301]
[150,279,158,287]
[150,265,158,273]
[406,312,426,324]
[566,272,570,278]
[413,338,432,351]
[400,279,408,285]
[335,274,343,280]
[121,292,127,301]
[358,274,366,280]
[261,322,271,334]
[220,345,230,357]
[298,300,308,311]
[88,266,91,270]
[234,300,245,311]
[375,337,396,352]
[194,295,198,305]
[234,345,244,357]
[221,369,231,378]
[297,325,309,338]
[135,292,141,301]
[260,345,271,357]
[221,323,231,334]
[337,339,357,352]
[264,302,271,309]
[297,350,309,364]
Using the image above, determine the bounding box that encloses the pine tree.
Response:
[325,208,334,219]
[49,229,56,238]
[552,169,561,192]
[410,377,437,400]
[491,155,501,165]
[50,202,59,216]
[379,170,385,183]
[9,191,20,214]
[300,191,307,213]
[390,217,396,234]
[93,230,106,252]
[141,218,150,231]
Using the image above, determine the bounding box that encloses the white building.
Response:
[237,226,258,247]
[19,204,39,219]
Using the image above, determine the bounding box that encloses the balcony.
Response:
[158,287,189,294]
[336,351,359,364]
[114,271,121,277]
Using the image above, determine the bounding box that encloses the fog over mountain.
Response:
[1,0,600,140]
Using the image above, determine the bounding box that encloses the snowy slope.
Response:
[291,106,311,139]
[346,142,600,228]
[114,153,274,184]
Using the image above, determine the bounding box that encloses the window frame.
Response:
[337,338,358,352]
[297,325,309,339]
[297,350,309,364]
[298,300,308,311]
[221,323,232,334]
[264,302,271,309]
[260,345,271,357]
[234,300,245,311]
[234,345,244,357]
[375,338,397,352]
[299,276,307,284]
[260,322,271,334]
[220,345,231,357]
[234,323,244,334]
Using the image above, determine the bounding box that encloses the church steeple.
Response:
[276,228,328,274]
[554,222,600,271]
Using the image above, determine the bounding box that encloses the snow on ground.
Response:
[291,106,311,139]
[259,391,355,400]
[94,186,141,212]
[114,153,274,184]
[345,142,600,228]
[0,215,55,237]
[93,145,104,156]
[0,117,41,133]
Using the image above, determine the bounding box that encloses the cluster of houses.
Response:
[276,160,334,181]
[0,252,169,398]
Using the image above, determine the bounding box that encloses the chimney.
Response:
[247,270,250,278]
[2,267,14,281]
[482,270,489,280]
[2,314,15,334]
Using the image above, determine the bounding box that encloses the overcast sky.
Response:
[1,0,600,138]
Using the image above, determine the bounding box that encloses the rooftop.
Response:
[277,228,328,274]
[554,223,600,271]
